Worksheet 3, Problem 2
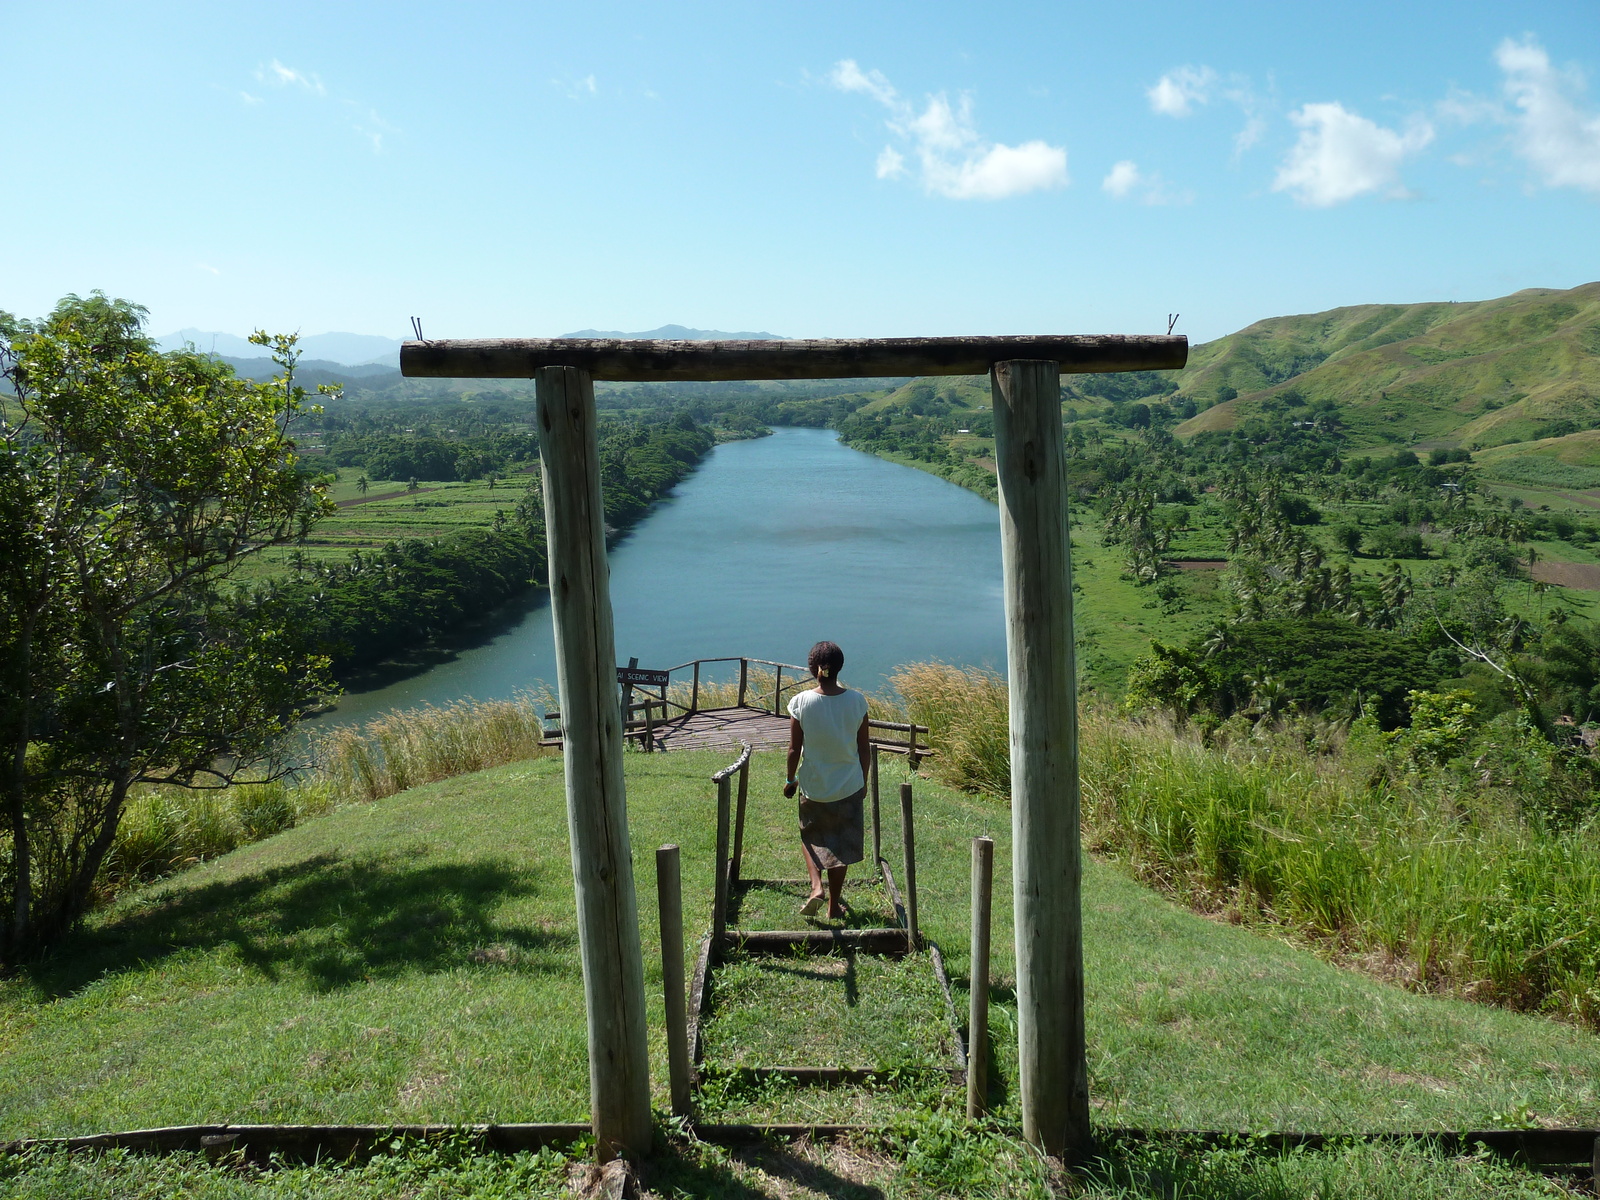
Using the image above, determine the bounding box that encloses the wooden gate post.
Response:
[991,358,1091,1160]
[536,365,653,1160]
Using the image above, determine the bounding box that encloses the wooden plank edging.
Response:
[0,1123,591,1161]
[718,928,911,956]
[5,1124,1595,1168]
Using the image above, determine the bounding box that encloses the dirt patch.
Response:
[1164,559,1228,570]
[1531,560,1600,590]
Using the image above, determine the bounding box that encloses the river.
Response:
[306,426,1007,731]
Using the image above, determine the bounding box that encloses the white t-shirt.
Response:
[787,687,869,802]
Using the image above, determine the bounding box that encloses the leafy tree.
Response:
[0,294,335,959]
[1126,618,1437,728]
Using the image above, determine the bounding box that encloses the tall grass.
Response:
[103,780,337,895]
[312,693,550,802]
[890,662,1600,1027]
[101,695,552,898]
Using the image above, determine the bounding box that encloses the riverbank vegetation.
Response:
[255,411,714,672]
[100,696,552,897]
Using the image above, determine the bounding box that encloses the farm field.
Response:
[230,464,537,585]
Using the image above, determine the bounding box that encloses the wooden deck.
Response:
[647,706,791,753]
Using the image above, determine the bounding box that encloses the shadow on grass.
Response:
[755,950,860,1007]
[646,1139,887,1199]
[25,850,573,999]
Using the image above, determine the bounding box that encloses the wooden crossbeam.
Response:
[401,334,1187,381]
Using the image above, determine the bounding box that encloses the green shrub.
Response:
[1126,619,1437,728]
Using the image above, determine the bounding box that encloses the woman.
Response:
[783,640,871,919]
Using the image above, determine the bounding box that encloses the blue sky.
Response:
[6,1,1599,346]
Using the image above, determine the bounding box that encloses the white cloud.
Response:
[347,102,396,154]
[1102,160,1142,197]
[249,62,394,153]
[197,262,220,276]
[1101,159,1193,205]
[831,59,896,107]
[554,74,599,101]
[259,59,325,96]
[1273,102,1433,206]
[1149,64,1267,158]
[1233,110,1267,156]
[1148,66,1216,117]
[1494,35,1600,194]
[829,60,1068,200]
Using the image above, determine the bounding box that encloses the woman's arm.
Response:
[783,718,803,798]
[857,716,871,785]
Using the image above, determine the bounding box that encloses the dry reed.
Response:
[312,693,551,803]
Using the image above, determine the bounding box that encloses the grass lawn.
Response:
[6,748,1599,1138]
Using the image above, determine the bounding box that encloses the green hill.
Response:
[1474,428,1600,489]
[1172,282,1600,449]
[832,283,1600,454]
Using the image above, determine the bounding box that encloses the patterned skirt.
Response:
[798,786,867,870]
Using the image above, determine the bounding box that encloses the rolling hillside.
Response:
[1172,282,1600,450]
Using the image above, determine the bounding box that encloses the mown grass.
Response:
[4,721,1598,1196]
[893,662,1600,1028]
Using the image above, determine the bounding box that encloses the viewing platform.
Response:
[540,655,929,761]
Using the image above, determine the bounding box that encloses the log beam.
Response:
[402,334,1186,381]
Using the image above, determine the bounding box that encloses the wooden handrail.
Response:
[711,741,753,784]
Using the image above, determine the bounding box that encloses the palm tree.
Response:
[356,474,369,495]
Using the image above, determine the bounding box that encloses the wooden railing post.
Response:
[869,747,881,866]
[899,782,919,951]
[992,358,1090,1160]
[730,757,750,885]
[773,665,782,716]
[690,661,700,715]
[656,845,691,1118]
[536,365,652,1160]
[967,836,995,1119]
[713,774,732,944]
[737,658,749,708]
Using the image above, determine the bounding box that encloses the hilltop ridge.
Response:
[1171,281,1600,450]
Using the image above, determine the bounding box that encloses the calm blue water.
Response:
[307,427,1006,730]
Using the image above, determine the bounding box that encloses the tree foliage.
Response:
[0,294,335,958]
[1127,618,1438,728]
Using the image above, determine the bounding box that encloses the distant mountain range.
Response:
[155,329,405,367]
[154,324,784,370]
[558,325,784,341]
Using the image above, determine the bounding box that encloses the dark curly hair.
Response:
[807,640,845,682]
